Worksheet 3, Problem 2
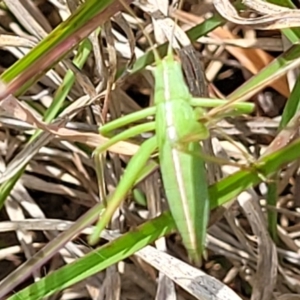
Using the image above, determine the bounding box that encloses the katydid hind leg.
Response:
[89,137,157,245]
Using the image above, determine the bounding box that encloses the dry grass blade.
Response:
[238,190,277,300]
[262,110,300,157]
[0,34,37,48]
[243,0,293,14]
[137,246,243,300]
[99,266,121,300]
[4,0,51,39]
[63,60,97,98]
[113,12,136,77]
[213,0,300,29]
[155,273,177,300]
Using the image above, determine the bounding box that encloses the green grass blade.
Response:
[0,0,120,95]
[210,137,300,209]
[7,212,175,300]
[280,76,300,128]
[228,44,300,102]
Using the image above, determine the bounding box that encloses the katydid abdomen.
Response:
[154,55,210,264]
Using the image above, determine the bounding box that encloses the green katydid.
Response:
[89,2,254,265]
